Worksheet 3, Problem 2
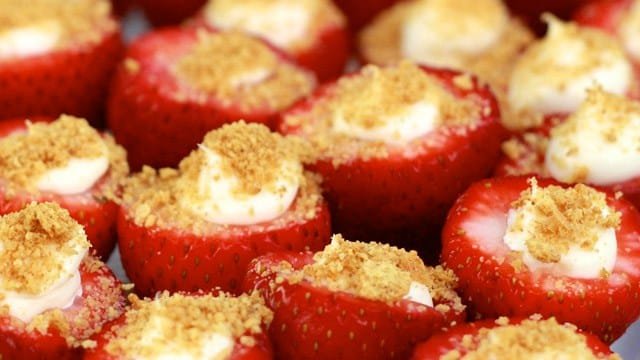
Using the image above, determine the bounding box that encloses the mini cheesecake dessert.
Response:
[0,115,129,260]
[137,0,207,26]
[0,0,123,125]
[244,234,466,360]
[279,61,505,252]
[195,0,349,82]
[359,0,533,99]
[498,88,640,208]
[108,29,316,169]
[118,121,331,296]
[441,177,640,343]
[0,202,125,359]
[505,16,638,131]
[85,292,273,360]
[412,316,620,359]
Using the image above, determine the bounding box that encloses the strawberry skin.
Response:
[441,176,640,343]
[108,28,313,170]
[279,67,506,253]
[117,201,331,296]
[0,258,125,360]
[0,27,123,127]
[411,317,617,359]
[137,0,207,26]
[244,252,466,360]
[574,0,632,34]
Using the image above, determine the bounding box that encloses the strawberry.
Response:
[441,176,640,343]
[137,0,207,26]
[0,10,123,127]
[411,317,618,359]
[278,64,506,256]
[574,0,632,34]
[0,257,126,360]
[333,0,401,31]
[243,238,466,360]
[0,117,129,260]
[107,27,316,170]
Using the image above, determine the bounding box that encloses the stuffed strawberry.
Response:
[244,234,466,360]
[137,0,207,26]
[0,0,123,126]
[412,316,620,359]
[278,62,505,255]
[0,115,129,260]
[117,121,331,296]
[0,202,125,359]
[191,0,350,82]
[108,27,315,169]
[441,176,640,343]
[85,291,273,359]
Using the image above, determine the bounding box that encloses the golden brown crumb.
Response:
[500,132,550,177]
[510,179,620,263]
[174,31,314,112]
[0,0,115,48]
[105,292,272,358]
[279,234,463,311]
[445,317,620,359]
[204,0,345,51]
[123,58,140,74]
[0,202,88,295]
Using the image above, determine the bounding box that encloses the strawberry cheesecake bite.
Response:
[498,88,640,208]
[0,202,125,359]
[85,292,273,360]
[0,0,123,125]
[504,16,638,131]
[118,121,330,296]
[412,316,620,359]
[108,29,316,169]
[244,234,466,360]
[0,115,128,260]
[279,61,505,250]
[359,0,533,97]
[196,0,349,82]
[441,177,640,343]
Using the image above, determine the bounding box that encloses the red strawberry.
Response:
[108,27,316,170]
[243,239,466,360]
[411,317,618,359]
[0,117,129,260]
[278,64,506,256]
[574,0,632,34]
[441,176,640,343]
[0,11,123,127]
[137,0,207,26]
[0,257,126,360]
[333,0,401,31]
[84,292,273,360]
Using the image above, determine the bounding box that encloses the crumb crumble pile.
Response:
[0,202,88,296]
[443,316,620,359]
[0,115,128,195]
[121,121,322,233]
[105,292,273,358]
[174,31,314,111]
[284,62,481,165]
[273,234,463,312]
[0,0,114,47]
[509,179,620,264]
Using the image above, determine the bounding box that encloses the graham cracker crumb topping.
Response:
[175,31,314,111]
[105,292,272,358]
[0,202,88,295]
[282,234,463,309]
[0,0,114,48]
[445,317,619,359]
[510,179,620,263]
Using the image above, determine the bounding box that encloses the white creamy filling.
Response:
[503,209,617,279]
[0,22,61,59]
[0,228,88,323]
[402,281,433,307]
[37,155,110,195]
[229,68,272,88]
[545,114,640,185]
[205,2,311,49]
[400,0,507,68]
[332,101,439,145]
[620,0,640,62]
[184,146,300,226]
